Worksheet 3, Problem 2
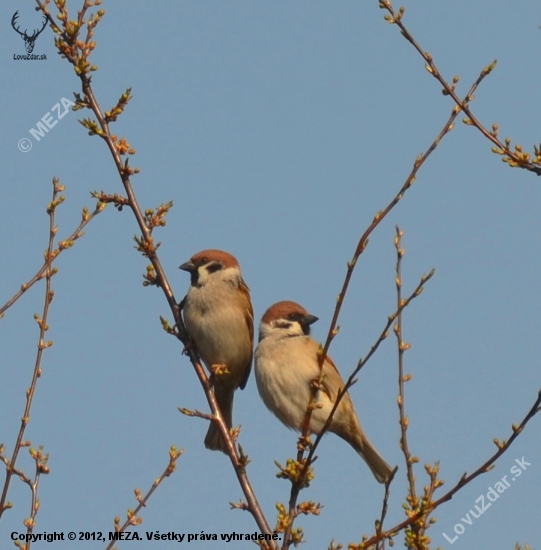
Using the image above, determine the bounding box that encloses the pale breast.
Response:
[184,283,250,368]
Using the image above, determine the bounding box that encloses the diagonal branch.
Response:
[35,1,275,541]
[0,199,104,318]
[105,446,183,550]
[318,54,496,373]
[282,75,480,544]
[358,388,541,548]
[307,267,434,470]
[379,0,541,176]
[296,73,481,454]
[281,68,486,545]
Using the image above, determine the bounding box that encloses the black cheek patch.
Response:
[275,321,292,330]
[206,262,223,274]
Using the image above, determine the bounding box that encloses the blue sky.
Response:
[1,1,540,548]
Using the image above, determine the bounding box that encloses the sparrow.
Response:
[254,300,393,483]
[180,249,254,453]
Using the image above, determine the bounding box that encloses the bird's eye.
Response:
[201,257,208,264]
[288,313,297,320]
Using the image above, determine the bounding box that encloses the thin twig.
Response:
[320,60,492,371]
[105,446,183,550]
[394,227,417,502]
[379,0,541,176]
[0,200,104,319]
[0,178,61,518]
[295,79,468,462]
[375,468,398,550]
[308,268,434,471]
[394,226,427,550]
[358,389,541,548]
[178,408,214,422]
[21,447,50,550]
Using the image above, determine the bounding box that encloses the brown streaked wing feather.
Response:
[238,277,253,390]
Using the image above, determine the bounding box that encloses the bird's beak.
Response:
[179,261,195,272]
[304,314,319,326]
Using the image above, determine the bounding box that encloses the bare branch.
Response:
[20,446,50,545]
[284,72,490,541]
[306,266,434,473]
[357,389,541,548]
[375,467,398,550]
[0,178,61,518]
[105,446,183,550]
[292,78,469,481]
[0,195,104,319]
[394,227,417,500]
[379,0,541,176]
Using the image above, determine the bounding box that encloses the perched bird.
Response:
[254,300,393,483]
[180,249,253,453]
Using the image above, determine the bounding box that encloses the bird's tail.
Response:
[204,386,234,454]
[354,433,394,484]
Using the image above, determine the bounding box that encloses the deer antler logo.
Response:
[11,11,47,54]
